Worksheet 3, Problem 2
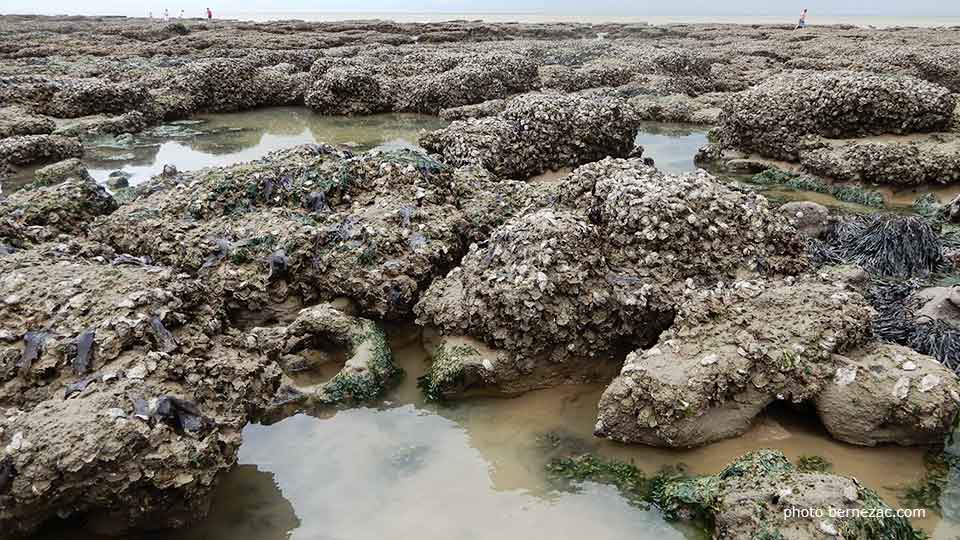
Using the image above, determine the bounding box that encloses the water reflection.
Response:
[633,122,708,174]
[84,109,447,188]
[3,108,447,192]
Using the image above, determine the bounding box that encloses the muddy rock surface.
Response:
[595,275,875,448]
[799,134,960,186]
[0,105,54,139]
[816,343,960,446]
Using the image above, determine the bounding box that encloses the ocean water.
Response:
[218,12,960,28]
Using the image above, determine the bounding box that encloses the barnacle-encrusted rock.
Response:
[53,111,148,137]
[815,343,960,446]
[656,450,921,540]
[149,59,309,119]
[420,92,639,178]
[93,145,540,319]
[305,65,391,116]
[595,276,875,448]
[0,134,82,170]
[596,274,871,447]
[395,52,539,114]
[417,159,806,397]
[439,98,507,121]
[416,207,672,373]
[0,245,281,537]
[247,303,400,408]
[0,106,54,138]
[720,71,956,160]
[31,157,93,186]
[1,176,116,242]
[557,158,807,279]
[40,79,152,119]
[799,135,960,186]
[628,93,723,124]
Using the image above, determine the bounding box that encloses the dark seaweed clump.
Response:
[809,215,946,278]
[867,279,960,374]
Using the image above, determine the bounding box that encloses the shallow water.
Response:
[3,107,447,192]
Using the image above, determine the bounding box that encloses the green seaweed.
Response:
[546,454,649,506]
[898,451,960,515]
[317,322,402,404]
[796,454,832,473]
[417,344,478,401]
[832,185,885,209]
[913,193,942,220]
[749,167,885,209]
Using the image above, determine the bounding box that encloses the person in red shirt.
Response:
[206,7,213,20]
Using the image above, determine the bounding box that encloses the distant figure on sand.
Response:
[163,8,169,20]
[207,7,213,20]
[795,8,808,29]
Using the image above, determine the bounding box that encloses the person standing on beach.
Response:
[206,8,213,20]
[795,8,808,29]
[163,8,169,20]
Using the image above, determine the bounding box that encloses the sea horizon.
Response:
[4,10,960,28]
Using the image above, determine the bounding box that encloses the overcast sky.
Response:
[3,0,959,17]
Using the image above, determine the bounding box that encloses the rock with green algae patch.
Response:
[246,303,402,410]
[91,144,538,319]
[655,450,921,540]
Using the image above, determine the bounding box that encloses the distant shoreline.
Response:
[3,12,960,28]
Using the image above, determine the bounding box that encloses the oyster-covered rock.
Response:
[595,276,874,448]
[417,159,807,397]
[420,92,639,178]
[720,71,956,160]
[656,450,921,540]
[816,343,960,446]
[0,244,281,537]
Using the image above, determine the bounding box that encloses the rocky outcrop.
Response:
[628,93,723,124]
[720,71,956,160]
[0,134,82,171]
[1,176,116,242]
[416,159,807,397]
[596,272,960,448]
[31,157,93,186]
[657,450,921,540]
[92,145,545,319]
[0,106,54,138]
[799,135,960,186]
[305,52,539,116]
[778,201,830,238]
[247,303,401,409]
[816,343,960,446]
[0,244,281,537]
[595,276,874,448]
[420,92,639,178]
